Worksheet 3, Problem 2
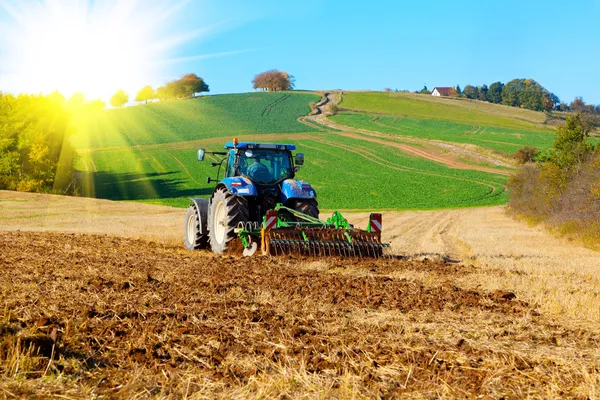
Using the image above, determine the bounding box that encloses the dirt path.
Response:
[304,93,515,175]
[335,131,512,176]
[303,137,504,196]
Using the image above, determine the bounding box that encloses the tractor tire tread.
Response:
[209,187,249,253]
[185,204,209,250]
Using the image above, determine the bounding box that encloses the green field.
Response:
[69,91,542,210]
[78,133,507,210]
[71,92,321,149]
[340,91,554,131]
[331,112,557,154]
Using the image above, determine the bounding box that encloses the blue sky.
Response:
[1,0,599,104]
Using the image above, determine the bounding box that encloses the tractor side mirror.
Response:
[295,153,304,166]
[197,149,205,161]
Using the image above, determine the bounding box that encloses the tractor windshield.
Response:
[239,149,293,184]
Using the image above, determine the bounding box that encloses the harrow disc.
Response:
[262,228,389,258]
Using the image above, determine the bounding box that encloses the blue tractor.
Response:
[185,138,387,257]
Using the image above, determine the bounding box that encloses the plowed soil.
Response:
[2,231,599,399]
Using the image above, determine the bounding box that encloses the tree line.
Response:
[109,73,210,108]
[0,92,75,193]
[417,79,561,112]
[109,69,295,108]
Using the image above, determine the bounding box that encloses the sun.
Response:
[0,1,192,101]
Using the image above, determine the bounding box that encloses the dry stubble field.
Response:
[1,191,599,399]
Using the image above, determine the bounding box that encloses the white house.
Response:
[431,87,453,96]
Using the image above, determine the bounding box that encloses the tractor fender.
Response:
[281,179,317,202]
[220,177,257,197]
[189,198,209,235]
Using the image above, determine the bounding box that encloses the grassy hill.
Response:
[333,92,562,156]
[71,92,321,149]
[78,133,507,210]
[331,112,556,154]
[71,91,527,210]
[339,91,554,131]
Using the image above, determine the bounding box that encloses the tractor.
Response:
[184,138,387,257]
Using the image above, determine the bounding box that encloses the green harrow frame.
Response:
[235,204,389,257]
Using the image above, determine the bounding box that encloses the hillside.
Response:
[71,92,321,149]
[330,112,556,154]
[330,92,561,157]
[339,91,554,131]
[77,133,508,209]
[71,91,520,210]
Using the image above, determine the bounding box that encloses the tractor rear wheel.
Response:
[209,187,250,253]
[292,199,319,219]
[184,204,209,250]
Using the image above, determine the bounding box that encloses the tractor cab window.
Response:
[226,150,235,177]
[239,149,292,184]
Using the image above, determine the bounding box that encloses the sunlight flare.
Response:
[0,0,214,101]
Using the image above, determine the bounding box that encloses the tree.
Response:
[500,79,554,111]
[252,70,295,91]
[155,74,209,101]
[178,73,209,98]
[85,99,106,111]
[502,79,525,107]
[570,97,586,112]
[454,85,462,97]
[135,85,155,104]
[478,84,488,102]
[156,85,169,102]
[488,81,504,104]
[463,85,479,99]
[0,93,75,192]
[419,85,430,94]
[66,92,85,110]
[110,89,128,108]
[552,113,594,172]
[542,92,560,112]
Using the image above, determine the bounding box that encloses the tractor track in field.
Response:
[305,93,514,173]
[337,132,512,176]
[167,153,201,184]
[261,94,290,117]
[305,136,504,197]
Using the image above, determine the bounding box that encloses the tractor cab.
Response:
[231,145,297,184]
[198,140,304,185]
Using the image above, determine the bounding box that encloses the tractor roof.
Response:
[224,142,296,151]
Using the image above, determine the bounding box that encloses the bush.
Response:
[514,146,538,164]
[508,114,599,246]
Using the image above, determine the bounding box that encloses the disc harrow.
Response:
[235,204,390,258]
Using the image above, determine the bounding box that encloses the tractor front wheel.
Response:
[209,187,250,253]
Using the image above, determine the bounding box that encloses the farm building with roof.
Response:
[431,87,453,96]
